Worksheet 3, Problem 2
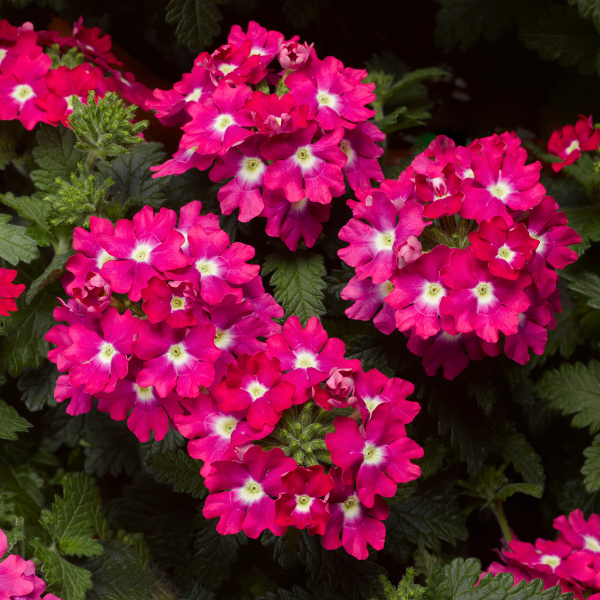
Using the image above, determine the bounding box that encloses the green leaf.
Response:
[0,214,39,265]
[568,0,600,35]
[0,192,53,247]
[374,106,433,134]
[165,0,228,52]
[563,205,600,254]
[493,483,544,502]
[562,153,600,195]
[31,124,80,194]
[83,540,156,600]
[501,427,545,486]
[26,250,75,304]
[518,4,600,77]
[0,399,31,440]
[562,270,600,309]
[537,360,600,433]
[583,434,600,491]
[279,0,330,29]
[17,362,59,412]
[96,143,169,210]
[262,251,326,325]
[144,450,207,499]
[434,0,519,50]
[32,539,94,600]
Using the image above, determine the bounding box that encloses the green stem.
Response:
[491,499,512,542]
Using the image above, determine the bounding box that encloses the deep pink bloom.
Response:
[412,134,473,180]
[142,277,197,328]
[214,353,295,429]
[341,275,396,335]
[133,320,220,398]
[415,163,464,219]
[353,368,419,426]
[386,245,452,338]
[0,268,24,315]
[555,510,600,558]
[71,273,111,314]
[262,121,347,204]
[175,200,220,255]
[261,189,331,251]
[469,216,539,280]
[16,556,47,600]
[227,21,284,66]
[150,145,216,178]
[63,306,136,395]
[267,316,351,403]
[98,206,188,302]
[278,40,313,71]
[439,248,532,343]
[246,91,308,137]
[274,465,334,535]
[341,122,384,191]
[338,191,427,284]
[322,466,389,560]
[54,375,93,416]
[106,69,154,110]
[286,56,376,130]
[231,275,283,337]
[199,40,266,86]
[70,17,121,66]
[0,53,51,129]
[0,29,42,74]
[182,82,254,155]
[203,446,296,538]
[174,393,271,476]
[548,115,600,172]
[326,403,422,507]
[379,167,417,210]
[461,133,545,225]
[167,224,259,305]
[313,365,359,410]
[209,134,268,221]
[0,528,34,600]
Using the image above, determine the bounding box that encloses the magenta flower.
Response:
[379,167,417,210]
[286,56,375,130]
[174,393,271,476]
[209,134,268,221]
[412,134,473,180]
[71,273,112,314]
[0,268,24,316]
[200,40,266,85]
[439,248,532,344]
[340,122,384,192]
[278,40,313,71]
[133,320,220,398]
[203,446,296,538]
[96,358,183,442]
[98,206,188,302]
[341,275,396,335]
[469,216,539,280]
[150,145,216,178]
[262,121,347,204]
[0,29,42,75]
[325,403,422,507]
[548,114,600,172]
[54,376,93,416]
[386,245,452,339]
[70,17,121,66]
[0,53,51,129]
[167,224,259,305]
[313,365,359,410]
[261,189,331,251]
[227,21,284,66]
[181,82,254,155]
[215,353,295,429]
[245,91,308,137]
[63,306,137,395]
[141,277,197,328]
[175,200,220,254]
[231,275,283,337]
[353,368,419,426]
[274,465,334,535]
[322,466,389,560]
[267,316,350,403]
[415,163,464,219]
[338,191,427,284]
[555,510,600,557]
[0,528,37,600]
[461,133,546,225]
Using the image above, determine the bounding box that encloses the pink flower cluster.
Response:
[0,18,152,130]
[46,213,422,558]
[0,528,59,600]
[485,510,600,600]
[150,21,384,251]
[548,114,600,172]
[0,268,24,316]
[338,132,581,379]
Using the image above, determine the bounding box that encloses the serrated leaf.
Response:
[518,4,600,77]
[583,434,600,492]
[0,192,54,247]
[501,427,545,486]
[262,251,326,325]
[144,450,207,499]
[0,399,31,440]
[31,124,80,194]
[537,360,600,433]
[563,205,600,255]
[32,540,93,600]
[562,153,600,195]
[0,214,39,265]
[96,143,170,210]
[26,250,75,304]
[569,0,600,34]
[165,0,228,52]
[17,362,60,412]
[563,270,600,309]
[493,483,543,502]
[59,535,105,558]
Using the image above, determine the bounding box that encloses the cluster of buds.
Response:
[485,510,600,600]
[338,132,582,379]
[46,202,422,559]
[149,20,384,251]
[0,17,152,130]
